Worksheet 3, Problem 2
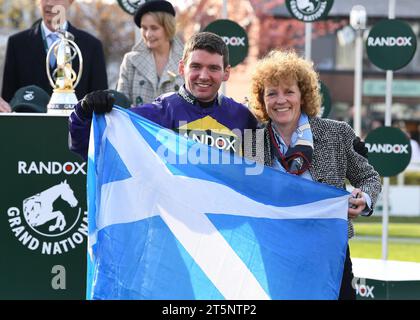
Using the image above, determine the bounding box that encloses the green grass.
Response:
[355,216,420,224]
[349,240,420,262]
[350,217,420,262]
[353,223,420,238]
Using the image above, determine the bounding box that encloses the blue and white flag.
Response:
[86,107,349,300]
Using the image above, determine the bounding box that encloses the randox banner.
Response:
[0,115,87,299]
[285,0,334,22]
[365,126,412,177]
[204,19,249,67]
[366,19,417,71]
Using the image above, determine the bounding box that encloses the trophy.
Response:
[46,28,83,115]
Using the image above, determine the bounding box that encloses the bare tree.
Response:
[0,0,38,29]
[69,0,134,61]
[176,0,346,57]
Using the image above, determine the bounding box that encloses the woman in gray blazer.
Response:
[245,50,381,299]
[117,0,184,106]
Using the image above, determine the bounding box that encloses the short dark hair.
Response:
[182,32,229,68]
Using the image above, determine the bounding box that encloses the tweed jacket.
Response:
[244,117,382,238]
[117,36,184,106]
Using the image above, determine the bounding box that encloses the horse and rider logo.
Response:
[7,179,87,254]
[296,0,319,13]
[23,180,81,236]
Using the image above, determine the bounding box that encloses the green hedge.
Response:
[389,171,420,185]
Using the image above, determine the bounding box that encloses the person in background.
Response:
[410,135,420,165]
[1,0,108,112]
[245,50,381,300]
[117,0,184,106]
[395,120,420,166]
[369,119,383,132]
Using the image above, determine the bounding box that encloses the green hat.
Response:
[106,89,131,109]
[10,85,50,113]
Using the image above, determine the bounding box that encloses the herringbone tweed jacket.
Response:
[244,116,381,238]
[117,36,184,105]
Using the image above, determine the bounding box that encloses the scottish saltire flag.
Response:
[86,107,349,300]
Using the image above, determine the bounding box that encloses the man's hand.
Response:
[348,188,366,219]
[80,90,115,115]
[0,97,11,113]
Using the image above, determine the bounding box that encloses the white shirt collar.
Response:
[41,20,68,38]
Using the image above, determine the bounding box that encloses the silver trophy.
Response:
[46,29,83,115]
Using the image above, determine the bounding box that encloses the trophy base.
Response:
[47,90,79,116]
[47,107,75,116]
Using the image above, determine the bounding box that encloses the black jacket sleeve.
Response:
[1,38,18,102]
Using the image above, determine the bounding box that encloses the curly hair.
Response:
[250,50,321,122]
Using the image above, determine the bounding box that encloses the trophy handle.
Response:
[46,38,83,89]
[70,68,77,82]
[69,47,78,61]
[46,39,61,88]
[67,39,83,88]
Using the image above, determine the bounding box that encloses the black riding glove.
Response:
[353,136,368,159]
[80,90,115,116]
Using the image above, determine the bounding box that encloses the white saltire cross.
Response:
[92,109,347,300]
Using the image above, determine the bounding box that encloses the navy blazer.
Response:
[1,20,108,102]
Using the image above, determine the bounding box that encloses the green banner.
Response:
[117,0,146,15]
[285,0,334,22]
[356,278,420,300]
[366,19,417,71]
[365,126,411,177]
[0,115,87,299]
[204,19,249,67]
[363,79,420,97]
